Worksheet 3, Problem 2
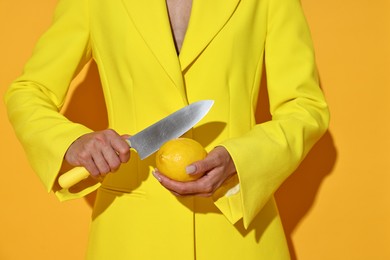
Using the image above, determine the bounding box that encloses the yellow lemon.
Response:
[156,138,207,182]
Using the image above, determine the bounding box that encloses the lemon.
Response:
[156,138,207,182]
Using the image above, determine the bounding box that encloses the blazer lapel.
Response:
[121,0,184,89]
[121,0,241,86]
[179,0,241,71]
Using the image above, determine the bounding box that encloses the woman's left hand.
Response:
[153,146,237,197]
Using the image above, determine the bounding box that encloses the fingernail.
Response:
[186,165,196,175]
[152,169,162,182]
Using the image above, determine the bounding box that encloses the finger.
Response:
[186,153,219,176]
[121,134,131,139]
[91,151,111,175]
[112,137,131,163]
[153,169,215,197]
[95,130,130,171]
[81,156,101,178]
[70,147,101,177]
[101,145,122,172]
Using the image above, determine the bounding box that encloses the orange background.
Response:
[1,0,389,259]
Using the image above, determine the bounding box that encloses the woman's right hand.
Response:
[64,129,131,178]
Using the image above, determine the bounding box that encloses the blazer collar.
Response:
[179,0,241,71]
[121,0,241,86]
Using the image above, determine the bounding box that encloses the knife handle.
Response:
[58,167,90,189]
[59,140,133,189]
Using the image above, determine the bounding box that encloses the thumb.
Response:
[186,156,216,175]
[121,134,131,139]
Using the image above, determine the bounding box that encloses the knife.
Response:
[58,100,214,189]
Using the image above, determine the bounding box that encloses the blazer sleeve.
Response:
[4,0,94,196]
[215,0,330,228]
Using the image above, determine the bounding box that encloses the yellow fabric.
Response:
[4,0,329,259]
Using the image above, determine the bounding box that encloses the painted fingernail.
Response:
[152,169,162,182]
[186,165,196,174]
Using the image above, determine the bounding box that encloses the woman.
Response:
[5,0,329,259]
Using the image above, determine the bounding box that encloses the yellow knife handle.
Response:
[58,167,90,189]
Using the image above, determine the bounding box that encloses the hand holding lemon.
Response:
[156,138,207,182]
[153,138,237,197]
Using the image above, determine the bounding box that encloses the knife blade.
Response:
[58,100,214,189]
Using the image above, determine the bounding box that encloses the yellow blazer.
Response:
[5,0,329,259]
